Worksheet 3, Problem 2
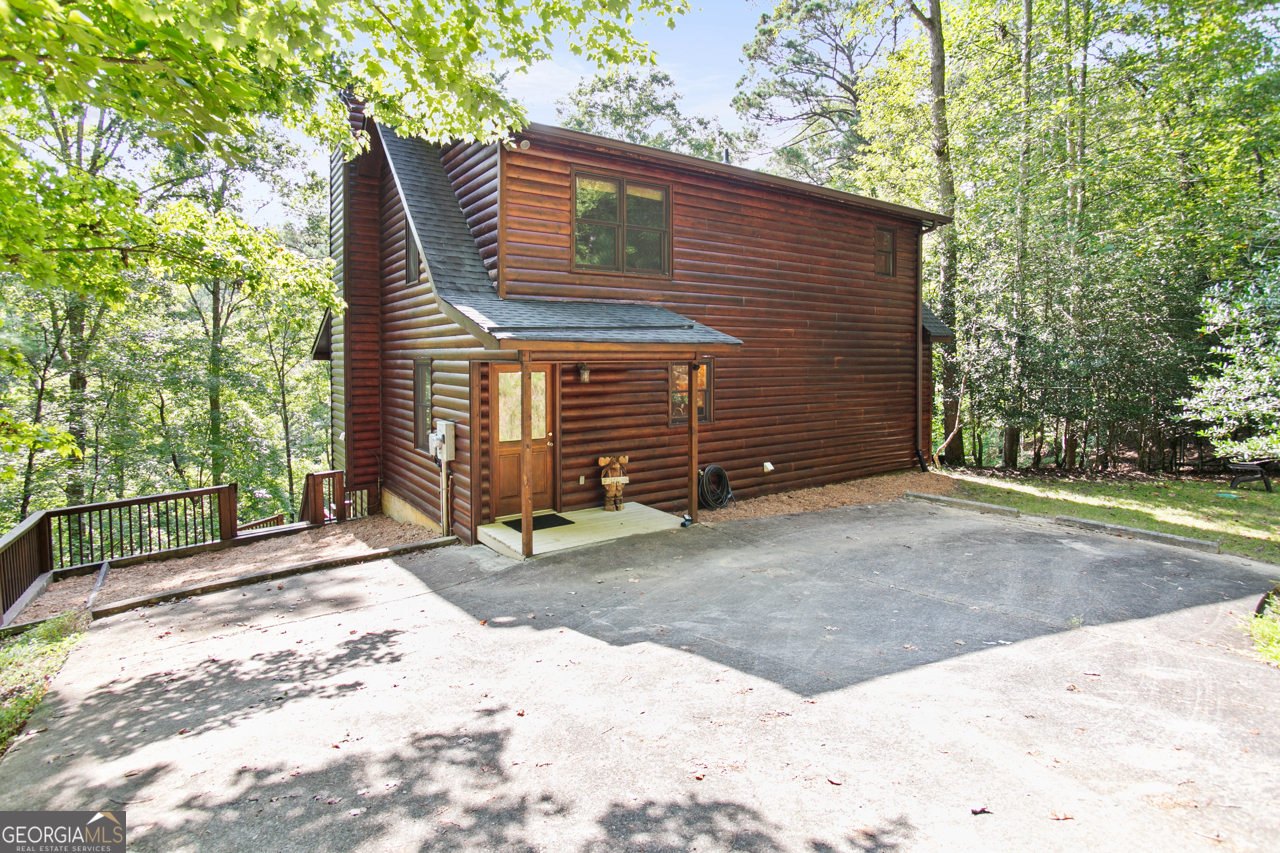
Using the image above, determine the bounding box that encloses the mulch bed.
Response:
[699,471,956,523]
[13,515,436,624]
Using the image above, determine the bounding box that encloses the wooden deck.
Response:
[476,503,682,560]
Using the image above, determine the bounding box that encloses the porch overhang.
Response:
[497,339,739,356]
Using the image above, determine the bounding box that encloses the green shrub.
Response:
[0,611,89,755]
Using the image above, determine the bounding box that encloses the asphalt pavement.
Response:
[1,500,1276,852]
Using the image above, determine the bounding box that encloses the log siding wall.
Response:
[502,140,923,510]
[343,147,384,490]
[377,162,485,543]
[328,150,348,472]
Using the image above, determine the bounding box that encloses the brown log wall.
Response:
[328,150,347,472]
[502,139,923,510]
[377,162,484,543]
[343,144,384,490]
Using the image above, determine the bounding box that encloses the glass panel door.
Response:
[498,371,547,442]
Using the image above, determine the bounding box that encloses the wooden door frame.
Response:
[487,362,560,521]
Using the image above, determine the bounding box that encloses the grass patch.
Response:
[1246,597,1280,664]
[946,470,1280,564]
[0,611,89,756]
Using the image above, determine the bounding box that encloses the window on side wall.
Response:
[405,232,419,285]
[670,361,713,425]
[573,171,670,276]
[874,226,896,276]
[414,359,432,451]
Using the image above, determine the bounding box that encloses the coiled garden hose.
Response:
[698,464,736,510]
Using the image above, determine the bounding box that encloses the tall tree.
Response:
[558,67,755,161]
[905,0,963,464]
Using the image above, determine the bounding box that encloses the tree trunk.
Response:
[911,0,963,466]
[19,369,51,518]
[278,362,296,512]
[209,279,225,486]
[1002,426,1021,469]
[63,295,88,506]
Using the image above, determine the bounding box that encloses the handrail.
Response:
[42,485,229,517]
[0,511,50,615]
[2,473,372,619]
[0,508,47,555]
[239,513,285,532]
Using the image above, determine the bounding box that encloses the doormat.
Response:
[503,514,576,533]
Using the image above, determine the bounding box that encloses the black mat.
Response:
[502,513,576,533]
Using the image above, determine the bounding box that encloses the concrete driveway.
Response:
[1,500,1277,852]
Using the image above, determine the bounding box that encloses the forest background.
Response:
[1,0,1276,529]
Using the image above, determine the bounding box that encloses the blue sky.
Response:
[505,0,768,129]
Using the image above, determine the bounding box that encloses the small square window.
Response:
[573,170,670,276]
[874,227,895,276]
[414,359,432,451]
[670,361,713,425]
[406,233,419,285]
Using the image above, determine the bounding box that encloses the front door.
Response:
[493,365,555,519]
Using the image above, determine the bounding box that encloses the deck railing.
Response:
[0,483,238,615]
[298,472,379,525]
[2,472,378,618]
[238,513,286,533]
[45,484,238,573]
[0,512,51,617]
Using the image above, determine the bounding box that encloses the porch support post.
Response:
[520,351,534,557]
[688,359,699,523]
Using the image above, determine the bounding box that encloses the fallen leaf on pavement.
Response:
[516,709,525,716]
[971,807,991,815]
[1050,812,1073,820]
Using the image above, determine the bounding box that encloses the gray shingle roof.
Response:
[921,302,954,341]
[377,126,741,348]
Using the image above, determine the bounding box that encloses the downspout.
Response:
[916,223,925,466]
[921,216,942,466]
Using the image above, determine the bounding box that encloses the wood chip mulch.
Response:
[699,471,957,523]
[14,515,437,623]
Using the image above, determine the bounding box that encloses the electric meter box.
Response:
[428,419,455,464]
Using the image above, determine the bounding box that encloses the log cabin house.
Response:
[314,105,953,557]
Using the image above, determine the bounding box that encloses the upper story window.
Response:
[573,171,670,276]
[874,226,896,276]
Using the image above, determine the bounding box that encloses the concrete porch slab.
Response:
[477,502,681,559]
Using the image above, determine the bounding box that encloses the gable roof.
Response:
[376,125,742,351]
[523,123,951,228]
[921,302,954,341]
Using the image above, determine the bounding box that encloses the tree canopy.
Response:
[1,0,688,151]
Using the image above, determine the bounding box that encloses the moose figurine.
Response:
[598,455,630,511]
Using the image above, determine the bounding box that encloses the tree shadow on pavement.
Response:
[583,798,784,852]
[0,629,406,811]
[423,501,1279,696]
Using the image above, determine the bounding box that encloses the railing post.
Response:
[334,471,346,522]
[306,474,324,525]
[37,512,52,575]
[219,483,239,541]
